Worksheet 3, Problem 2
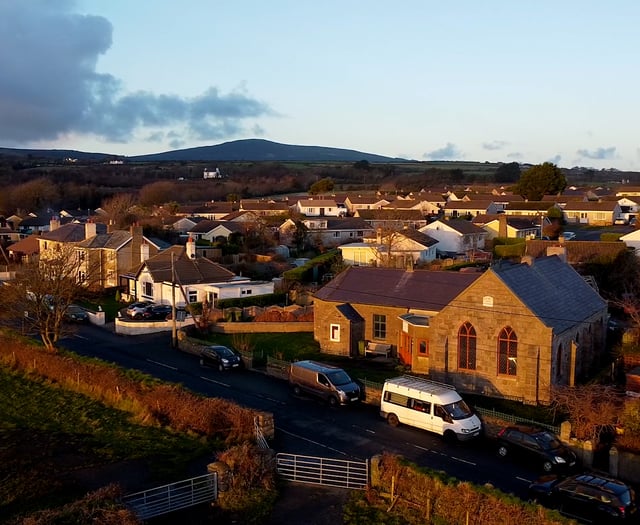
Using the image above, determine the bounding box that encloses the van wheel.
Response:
[497,445,508,458]
[387,414,399,427]
[328,396,339,407]
[443,430,458,443]
[542,461,553,473]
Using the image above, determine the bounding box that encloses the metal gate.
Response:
[276,453,368,490]
[122,472,217,520]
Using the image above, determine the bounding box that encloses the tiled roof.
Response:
[141,247,235,285]
[444,200,495,210]
[40,223,107,242]
[356,209,424,220]
[492,257,607,333]
[323,218,372,230]
[399,228,439,247]
[315,266,480,310]
[7,234,40,255]
[563,201,618,211]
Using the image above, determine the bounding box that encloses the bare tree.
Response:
[101,193,138,229]
[550,384,621,443]
[0,245,94,351]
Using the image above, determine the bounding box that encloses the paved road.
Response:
[61,324,555,500]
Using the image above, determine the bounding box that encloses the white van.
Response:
[380,376,482,441]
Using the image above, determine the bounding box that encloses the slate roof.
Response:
[40,223,107,242]
[335,303,364,322]
[315,267,481,310]
[139,246,235,285]
[323,218,372,230]
[491,256,607,333]
[398,228,439,247]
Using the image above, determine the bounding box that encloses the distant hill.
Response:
[129,139,410,163]
[0,139,409,163]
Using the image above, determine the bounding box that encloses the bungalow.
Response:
[473,214,540,240]
[355,209,427,230]
[442,200,501,218]
[290,198,342,217]
[343,195,390,215]
[420,219,487,256]
[563,200,620,226]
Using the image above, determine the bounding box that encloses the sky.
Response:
[1,1,639,170]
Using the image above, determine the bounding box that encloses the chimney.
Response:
[130,224,143,268]
[50,216,60,231]
[107,219,116,234]
[498,214,508,238]
[84,221,96,239]
[186,235,196,259]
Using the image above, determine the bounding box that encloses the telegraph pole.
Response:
[171,252,177,349]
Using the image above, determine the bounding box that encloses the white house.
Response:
[620,229,640,255]
[420,219,487,256]
[290,198,341,217]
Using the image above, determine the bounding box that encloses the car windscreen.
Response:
[326,370,352,386]
[213,347,235,357]
[443,400,473,420]
[535,431,562,450]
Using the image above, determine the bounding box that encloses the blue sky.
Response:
[1,1,639,170]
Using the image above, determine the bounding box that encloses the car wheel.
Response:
[443,430,458,443]
[497,445,508,458]
[134,313,143,320]
[328,396,339,407]
[387,413,399,427]
[542,461,553,473]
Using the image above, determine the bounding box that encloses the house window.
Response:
[498,326,517,375]
[143,282,153,296]
[373,314,387,339]
[241,289,252,295]
[458,322,476,370]
[357,231,363,237]
[78,251,85,262]
[330,324,340,342]
[188,290,197,303]
[419,340,428,356]
[77,271,86,283]
[333,231,340,238]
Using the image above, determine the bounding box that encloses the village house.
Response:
[563,200,621,226]
[290,198,342,217]
[420,219,487,257]
[442,200,502,218]
[343,195,390,215]
[313,257,608,404]
[473,214,540,240]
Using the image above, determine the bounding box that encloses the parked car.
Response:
[497,426,577,473]
[63,304,89,323]
[125,301,154,319]
[199,345,243,371]
[529,473,637,522]
[562,231,576,240]
[142,304,172,320]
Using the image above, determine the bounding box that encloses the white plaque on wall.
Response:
[482,296,494,307]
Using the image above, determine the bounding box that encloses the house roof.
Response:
[491,256,607,333]
[314,218,372,231]
[296,199,338,207]
[315,266,480,310]
[139,246,235,285]
[356,209,424,220]
[443,200,495,210]
[75,230,161,250]
[40,222,107,242]
[525,240,628,263]
[563,201,618,211]
[398,228,439,247]
[426,219,486,235]
[472,214,539,230]
[7,234,40,255]
[335,303,364,322]
[505,201,558,211]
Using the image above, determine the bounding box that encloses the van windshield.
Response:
[443,400,473,420]
[326,370,352,386]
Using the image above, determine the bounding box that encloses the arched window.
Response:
[458,322,476,370]
[498,326,517,375]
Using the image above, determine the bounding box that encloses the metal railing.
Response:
[276,453,368,490]
[122,472,217,520]
[474,406,560,434]
[255,416,269,449]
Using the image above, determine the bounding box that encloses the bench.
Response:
[365,342,392,358]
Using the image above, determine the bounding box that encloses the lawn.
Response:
[0,365,210,520]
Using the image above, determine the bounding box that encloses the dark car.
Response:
[199,345,243,371]
[63,304,89,323]
[529,473,637,523]
[125,301,154,319]
[142,304,173,320]
[496,426,577,473]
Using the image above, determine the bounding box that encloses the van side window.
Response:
[434,405,447,419]
[384,391,410,407]
[411,400,431,413]
[317,374,329,386]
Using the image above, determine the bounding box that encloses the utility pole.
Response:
[171,252,177,349]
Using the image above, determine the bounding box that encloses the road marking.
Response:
[256,394,287,405]
[450,456,476,466]
[146,359,177,370]
[516,476,533,483]
[200,376,230,387]
[73,334,89,340]
[413,444,430,452]
[351,425,376,434]
[278,428,351,457]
